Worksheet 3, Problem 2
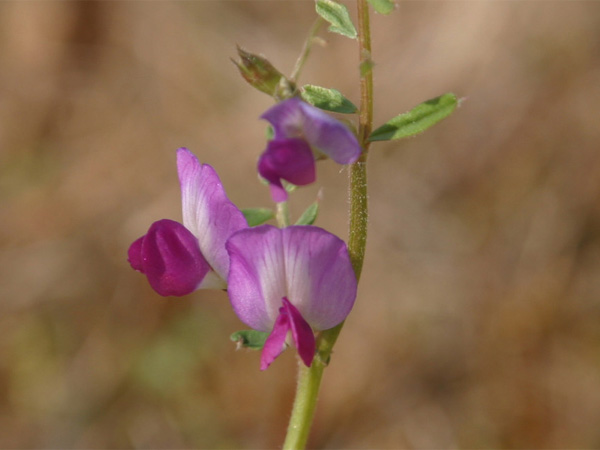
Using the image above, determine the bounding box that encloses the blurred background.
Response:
[1,1,600,448]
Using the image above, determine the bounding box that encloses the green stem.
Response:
[290,17,324,83]
[282,2,373,449]
[276,201,291,228]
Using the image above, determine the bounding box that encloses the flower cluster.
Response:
[129,99,361,369]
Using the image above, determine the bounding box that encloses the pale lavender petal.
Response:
[226,225,287,331]
[257,139,316,203]
[261,97,305,139]
[283,298,315,367]
[136,219,211,297]
[282,226,357,330]
[177,148,247,280]
[260,307,290,371]
[226,225,357,332]
[298,102,362,164]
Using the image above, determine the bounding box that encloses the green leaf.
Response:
[315,0,358,39]
[295,201,320,225]
[301,85,357,114]
[242,208,274,227]
[369,93,458,142]
[230,330,269,350]
[367,0,395,14]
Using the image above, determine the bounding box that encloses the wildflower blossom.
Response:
[259,97,362,202]
[128,148,247,296]
[226,225,357,369]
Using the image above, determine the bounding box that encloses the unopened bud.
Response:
[233,46,295,99]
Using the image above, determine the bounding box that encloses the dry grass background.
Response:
[1,1,600,448]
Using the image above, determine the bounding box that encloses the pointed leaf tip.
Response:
[295,200,320,225]
[242,208,274,227]
[369,92,458,142]
[316,0,358,39]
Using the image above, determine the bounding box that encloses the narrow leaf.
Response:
[315,0,358,39]
[369,93,458,142]
[242,208,274,227]
[301,85,357,114]
[367,0,395,14]
[295,201,319,225]
[231,330,269,350]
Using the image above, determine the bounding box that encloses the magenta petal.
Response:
[258,139,316,202]
[140,219,211,296]
[282,298,315,367]
[260,308,290,371]
[177,148,247,280]
[128,236,145,273]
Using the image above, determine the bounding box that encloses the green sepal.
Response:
[369,93,459,142]
[301,85,357,114]
[295,200,320,225]
[265,125,274,141]
[315,0,358,39]
[367,0,395,14]
[233,46,294,98]
[242,208,274,227]
[230,330,269,350]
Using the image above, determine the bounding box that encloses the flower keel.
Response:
[258,138,316,202]
[261,298,316,370]
[128,219,211,296]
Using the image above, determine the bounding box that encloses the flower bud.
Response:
[233,46,295,99]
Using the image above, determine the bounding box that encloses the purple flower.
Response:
[128,148,247,296]
[226,225,357,370]
[259,98,362,202]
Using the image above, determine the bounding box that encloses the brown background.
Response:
[1,1,600,448]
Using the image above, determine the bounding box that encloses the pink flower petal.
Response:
[282,226,357,330]
[260,307,290,370]
[259,298,315,370]
[128,236,145,273]
[261,98,361,165]
[257,138,316,203]
[136,219,211,297]
[226,226,287,332]
[298,101,361,164]
[226,225,357,332]
[282,298,315,367]
[177,148,247,280]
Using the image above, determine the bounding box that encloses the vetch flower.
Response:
[128,148,247,296]
[226,225,357,370]
[259,97,362,202]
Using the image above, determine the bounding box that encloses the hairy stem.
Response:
[281,1,373,449]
